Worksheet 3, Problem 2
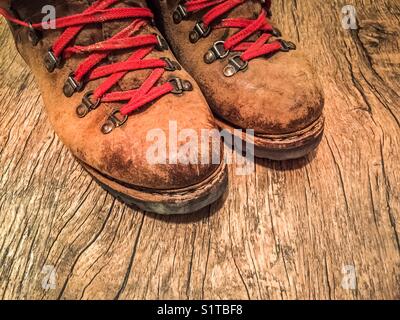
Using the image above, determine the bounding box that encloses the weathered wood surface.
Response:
[0,0,399,300]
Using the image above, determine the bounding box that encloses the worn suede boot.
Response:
[0,0,227,215]
[150,0,325,160]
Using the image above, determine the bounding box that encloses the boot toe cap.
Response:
[73,90,223,191]
[205,51,325,135]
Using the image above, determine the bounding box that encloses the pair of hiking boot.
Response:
[0,0,324,215]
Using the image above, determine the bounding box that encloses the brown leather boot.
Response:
[1,0,227,215]
[150,0,325,160]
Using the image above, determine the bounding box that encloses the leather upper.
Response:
[9,0,222,190]
[156,0,325,135]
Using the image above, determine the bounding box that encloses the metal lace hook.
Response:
[101,109,128,134]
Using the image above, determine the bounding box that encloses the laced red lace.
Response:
[0,0,184,122]
[184,0,291,62]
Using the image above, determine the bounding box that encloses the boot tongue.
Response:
[101,0,155,92]
[227,1,263,19]
[205,1,265,40]
[101,0,148,39]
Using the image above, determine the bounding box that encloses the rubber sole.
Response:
[215,116,325,160]
[80,160,228,215]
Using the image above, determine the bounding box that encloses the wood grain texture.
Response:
[0,0,399,300]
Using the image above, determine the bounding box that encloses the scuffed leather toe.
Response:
[49,82,222,191]
[92,91,222,190]
[157,0,325,137]
[200,50,325,135]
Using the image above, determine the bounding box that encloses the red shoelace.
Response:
[174,0,295,75]
[1,0,191,133]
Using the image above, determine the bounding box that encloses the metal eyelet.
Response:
[278,39,296,52]
[63,73,83,97]
[168,77,193,95]
[173,3,188,24]
[44,49,61,73]
[271,27,282,37]
[161,57,181,71]
[27,21,41,46]
[154,34,169,51]
[101,109,128,134]
[76,91,101,118]
[204,40,230,64]
[223,54,249,77]
[189,21,211,43]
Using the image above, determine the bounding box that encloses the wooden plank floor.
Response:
[0,0,399,300]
